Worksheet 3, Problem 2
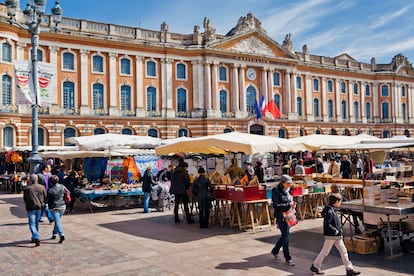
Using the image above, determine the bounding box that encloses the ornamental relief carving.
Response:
[230,37,275,57]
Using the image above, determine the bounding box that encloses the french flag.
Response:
[260,95,267,116]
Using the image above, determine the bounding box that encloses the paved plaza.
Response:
[0,192,413,276]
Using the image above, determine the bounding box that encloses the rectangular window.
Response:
[296,76,302,89]
[219,66,227,81]
[273,73,280,86]
[2,43,11,62]
[120,58,131,75]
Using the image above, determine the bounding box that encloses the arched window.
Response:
[3,126,13,147]
[64,128,77,146]
[353,83,358,95]
[176,63,186,79]
[313,98,319,117]
[299,129,305,136]
[2,75,12,105]
[328,99,334,118]
[219,90,227,114]
[223,127,233,133]
[94,128,105,135]
[381,85,389,97]
[402,103,407,121]
[62,52,74,70]
[273,72,280,86]
[382,130,391,138]
[120,85,131,111]
[315,129,321,134]
[38,128,45,146]
[327,80,333,92]
[146,60,156,77]
[296,76,302,89]
[404,129,410,137]
[366,102,371,119]
[148,128,158,137]
[146,86,156,111]
[246,86,256,114]
[382,102,389,120]
[354,101,359,119]
[365,84,370,96]
[313,78,319,91]
[63,81,74,109]
[178,128,188,137]
[297,97,303,116]
[341,100,347,119]
[92,83,104,110]
[330,129,338,135]
[341,81,346,93]
[92,55,104,72]
[120,58,131,75]
[278,129,286,138]
[177,88,187,113]
[274,94,281,110]
[219,66,227,81]
[2,42,11,62]
[122,128,133,135]
[344,129,351,136]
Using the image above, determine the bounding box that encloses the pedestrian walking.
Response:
[46,175,66,243]
[23,174,46,247]
[310,193,361,276]
[271,174,296,266]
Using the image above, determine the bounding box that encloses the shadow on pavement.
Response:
[0,195,27,219]
[0,239,37,248]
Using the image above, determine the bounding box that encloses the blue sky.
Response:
[38,0,414,64]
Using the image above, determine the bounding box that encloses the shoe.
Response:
[346,270,361,276]
[286,260,295,266]
[175,218,180,223]
[187,219,195,224]
[51,235,56,240]
[59,236,65,243]
[34,240,40,247]
[30,239,36,243]
[271,251,280,260]
[310,264,324,275]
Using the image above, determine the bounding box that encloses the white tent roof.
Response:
[40,148,155,160]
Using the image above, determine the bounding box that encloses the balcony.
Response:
[147,110,161,117]
[93,108,109,116]
[121,110,136,117]
[63,108,80,115]
[176,111,191,118]
[328,117,337,122]
[314,116,324,122]
[380,118,393,123]
[222,111,235,118]
[38,106,49,114]
[0,104,18,113]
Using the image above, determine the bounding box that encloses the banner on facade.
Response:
[13,61,56,106]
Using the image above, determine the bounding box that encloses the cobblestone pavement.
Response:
[0,192,413,276]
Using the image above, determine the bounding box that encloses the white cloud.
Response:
[368,5,412,30]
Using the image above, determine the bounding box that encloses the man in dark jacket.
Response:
[191,167,213,228]
[271,175,296,266]
[141,166,157,213]
[170,162,194,223]
[23,174,46,246]
[63,171,80,212]
[340,155,351,179]
[310,193,361,276]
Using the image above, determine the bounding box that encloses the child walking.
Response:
[310,193,361,276]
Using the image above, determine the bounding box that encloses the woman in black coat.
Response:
[191,167,213,228]
[141,166,157,213]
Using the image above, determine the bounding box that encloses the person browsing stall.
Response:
[191,167,214,228]
[270,174,296,266]
[225,159,244,180]
[170,162,194,224]
[327,158,341,177]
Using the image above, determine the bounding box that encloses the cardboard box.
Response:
[343,236,379,254]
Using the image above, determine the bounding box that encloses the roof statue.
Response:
[391,53,412,70]
[203,17,216,42]
[226,12,265,36]
[282,33,294,53]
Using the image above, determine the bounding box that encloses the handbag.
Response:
[282,208,298,228]
[63,186,71,203]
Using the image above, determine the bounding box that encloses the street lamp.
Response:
[5,0,63,174]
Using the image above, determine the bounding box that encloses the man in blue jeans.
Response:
[23,174,47,247]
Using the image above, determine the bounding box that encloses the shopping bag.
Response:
[282,208,298,228]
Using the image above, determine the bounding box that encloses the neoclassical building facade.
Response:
[0,6,414,148]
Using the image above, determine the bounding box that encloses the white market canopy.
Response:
[65,133,161,151]
[40,148,155,160]
[155,132,288,155]
[0,145,78,153]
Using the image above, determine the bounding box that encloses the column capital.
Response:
[135,55,144,62]
[161,58,174,64]
[191,59,202,65]
[16,42,26,50]
[80,49,90,56]
[109,52,118,59]
[48,45,59,54]
[212,60,220,66]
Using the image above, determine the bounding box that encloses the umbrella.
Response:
[65,133,161,151]
[155,132,287,155]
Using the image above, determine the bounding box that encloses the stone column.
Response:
[161,58,174,118]
[395,84,403,123]
[291,73,298,114]
[109,52,119,116]
[348,81,354,123]
[373,83,379,123]
[284,71,291,115]
[204,61,212,114]
[321,77,327,121]
[409,85,414,124]
[79,49,91,115]
[16,42,26,60]
[191,59,205,117]
[231,64,240,115]
[267,69,273,105]
[48,46,59,114]
[335,79,341,123]
[135,55,145,117]
[305,74,313,121]
[236,65,247,118]
[260,67,268,102]
[361,82,366,123]
[210,61,220,118]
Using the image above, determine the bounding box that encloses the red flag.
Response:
[266,100,281,119]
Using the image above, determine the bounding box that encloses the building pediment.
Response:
[209,31,296,59]
[335,53,356,61]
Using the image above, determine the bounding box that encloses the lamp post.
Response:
[5,0,63,174]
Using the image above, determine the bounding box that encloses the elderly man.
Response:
[23,174,47,247]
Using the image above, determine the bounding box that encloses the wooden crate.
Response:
[343,236,379,254]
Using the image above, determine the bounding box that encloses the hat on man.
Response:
[198,167,206,174]
[280,174,293,184]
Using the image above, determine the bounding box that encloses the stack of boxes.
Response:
[363,185,381,205]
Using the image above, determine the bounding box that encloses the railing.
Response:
[63,108,80,115]
[380,118,393,123]
[366,118,374,123]
[222,111,235,118]
[93,108,109,116]
[328,117,337,122]
[147,110,162,117]
[176,111,191,118]
[121,110,136,117]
